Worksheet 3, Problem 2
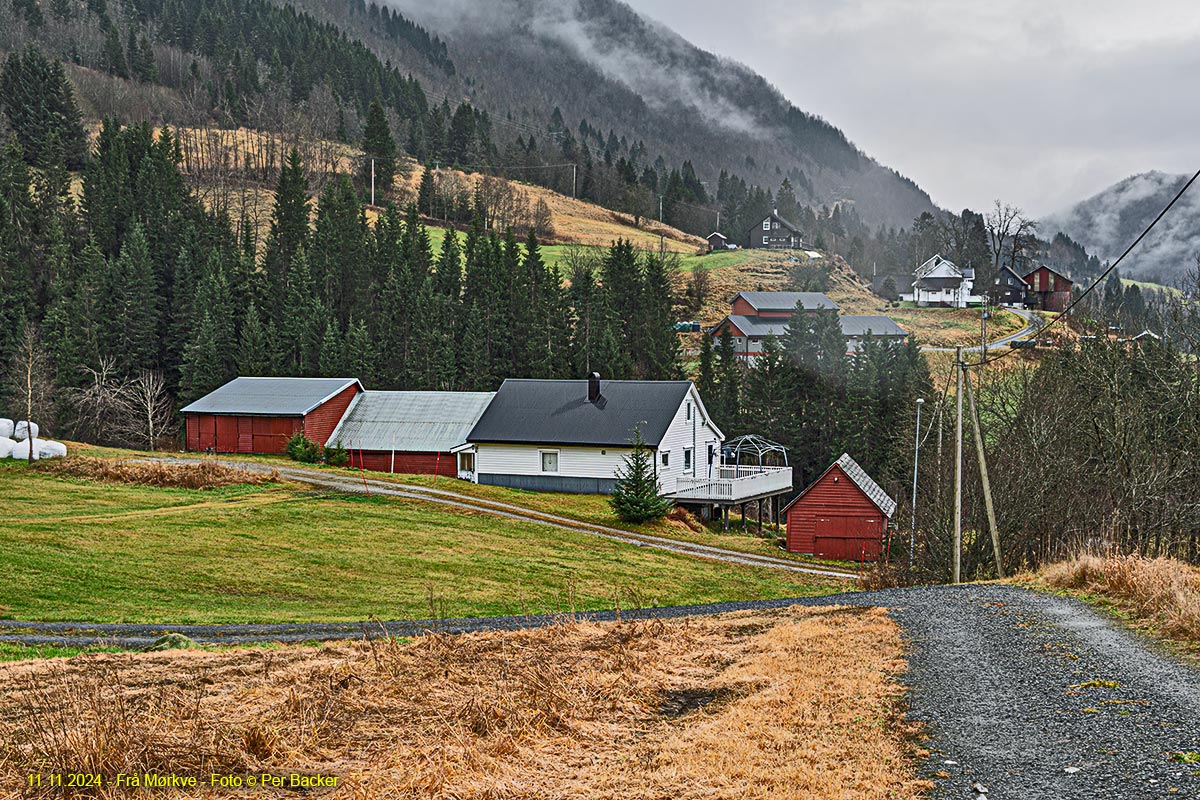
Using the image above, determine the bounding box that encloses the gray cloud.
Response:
[621,0,1200,217]
[388,0,773,136]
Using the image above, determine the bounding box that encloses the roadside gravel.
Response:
[3,583,1197,798]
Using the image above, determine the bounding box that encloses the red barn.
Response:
[182,377,363,454]
[327,391,495,477]
[783,453,897,561]
[1023,265,1073,312]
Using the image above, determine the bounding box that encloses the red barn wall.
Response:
[731,297,757,316]
[303,384,361,445]
[786,465,889,561]
[346,450,457,476]
[185,414,301,454]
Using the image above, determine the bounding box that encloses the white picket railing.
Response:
[670,465,792,502]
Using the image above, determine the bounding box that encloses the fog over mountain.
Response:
[386,0,937,229]
[1042,172,1200,282]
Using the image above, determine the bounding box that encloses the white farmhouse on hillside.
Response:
[899,255,982,308]
[457,374,724,495]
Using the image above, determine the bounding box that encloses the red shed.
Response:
[1022,265,1073,312]
[182,377,363,454]
[783,453,897,561]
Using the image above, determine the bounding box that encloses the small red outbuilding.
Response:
[182,377,363,455]
[783,453,897,561]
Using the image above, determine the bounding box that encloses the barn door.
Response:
[214,417,238,453]
[237,417,254,453]
[814,516,883,562]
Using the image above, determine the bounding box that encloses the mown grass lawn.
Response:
[0,464,841,624]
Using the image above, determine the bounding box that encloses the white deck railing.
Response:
[669,465,792,502]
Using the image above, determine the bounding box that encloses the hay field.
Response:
[0,606,928,799]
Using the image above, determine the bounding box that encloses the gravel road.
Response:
[3,583,1196,797]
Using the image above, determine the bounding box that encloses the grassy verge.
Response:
[0,464,842,625]
[0,607,928,799]
[1029,554,1200,661]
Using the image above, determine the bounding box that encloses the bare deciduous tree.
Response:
[112,371,178,451]
[7,323,54,460]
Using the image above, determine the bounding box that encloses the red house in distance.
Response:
[1023,265,1073,312]
[783,453,897,561]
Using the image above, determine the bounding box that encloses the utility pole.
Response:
[953,346,963,584]
[716,209,720,231]
[980,294,988,354]
[370,157,375,207]
[659,195,664,223]
[910,397,924,568]
[571,163,577,199]
[966,372,1004,577]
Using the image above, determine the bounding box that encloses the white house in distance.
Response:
[899,255,982,308]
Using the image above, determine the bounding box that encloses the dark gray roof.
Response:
[761,212,803,234]
[467,379,693,448]
[721,314,789,338]
[180,377,362,416]
[732,291,839,312]
[838,315,907,338]
[328,391,495,452]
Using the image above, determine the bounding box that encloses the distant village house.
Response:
[899,255,982,308]
[747,210,803,250]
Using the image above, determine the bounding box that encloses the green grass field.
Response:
[0,463,841,625]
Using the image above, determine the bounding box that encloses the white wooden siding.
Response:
[473,385,723,495]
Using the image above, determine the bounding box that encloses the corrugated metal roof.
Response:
[733,291,839,312]
[179,377,362,416]
[328,391,495,452]
[838,315,908,338]
[467,379,692,447]
[721,314,789,338]
[835,453,897,518]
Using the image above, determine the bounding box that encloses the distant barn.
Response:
[1023,265,1073,312]
[784,453,897,561]
[328,391,495,478]
[182,377,363,454]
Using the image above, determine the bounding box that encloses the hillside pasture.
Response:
[0,464,839,625]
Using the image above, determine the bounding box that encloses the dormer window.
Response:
[762,219,771,230]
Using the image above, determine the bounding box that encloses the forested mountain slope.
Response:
[386,0,937,230]
[1042,171,1199,284]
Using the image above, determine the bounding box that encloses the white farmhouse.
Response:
[899,255,982,308]
[455,373,724,495]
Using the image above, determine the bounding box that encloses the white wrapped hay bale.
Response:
[0,436,14,459]
[38,440,67,459]
[14,421,38,441]
[9,439,39,460]
[0,419,12,439]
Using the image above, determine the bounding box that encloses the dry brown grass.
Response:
[33,457,277,490]
[0,608,928,799]
[1040,554,1200,646]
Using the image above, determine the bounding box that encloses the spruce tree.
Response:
[638,249,680,380]
[318,321,344,377]
[237,302,272,376]
[262,148,310,327]
[433,226,461,299]
[281,249,325,375]
[610,428,673,523]
[344,318,376,385]
[107,225,159,373]
[180,312,223,401]
[715,326,741,432]
[417,165,435,216]
[0,48,87,168]
[696,331,717,407]
[361,99,396,200]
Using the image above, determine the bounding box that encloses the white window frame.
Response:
[763,235,769,245]
[684,448,693,471]
[686,401,692,421]
[539,449,560,473]
[661,450,670,467]
[762,219,771,231]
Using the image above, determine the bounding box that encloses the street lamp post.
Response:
[910,397,925,568]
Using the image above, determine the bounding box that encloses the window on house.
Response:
[540,451,559,473]
[661,451,669,467]
[458,452,474,472]
[763,236,769,245]
[686,402,692,420]
[762,219,771,231]
[772,221,779,229]
[684,448,693,470]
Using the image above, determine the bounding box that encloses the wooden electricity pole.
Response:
[953,346,963,584]
[965,371,1004,578]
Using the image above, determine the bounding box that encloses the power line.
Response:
[969,166,1200,369]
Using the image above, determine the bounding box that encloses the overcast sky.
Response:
[623,0,1199,217]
